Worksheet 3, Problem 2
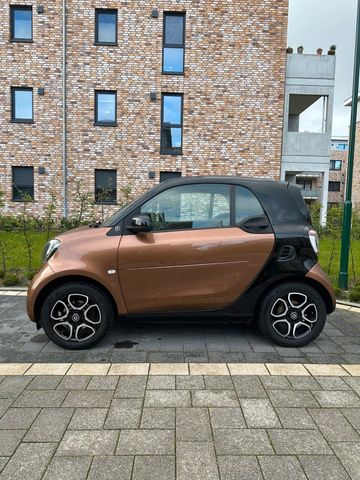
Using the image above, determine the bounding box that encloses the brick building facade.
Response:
[0,0,288,219]
[328,137,348,207]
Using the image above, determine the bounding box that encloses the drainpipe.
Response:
[62,0,68,218]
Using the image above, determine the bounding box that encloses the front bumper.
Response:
[26,263,56,322]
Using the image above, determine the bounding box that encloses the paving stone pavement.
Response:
[1,295,360,364]
[0,373,359,479]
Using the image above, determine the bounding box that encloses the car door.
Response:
[117,183,275,313]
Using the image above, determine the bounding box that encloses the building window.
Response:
[12,166,34,200]
[161,94,183,155]
[162,12,185,74]
[95,9,117,45]
[10,5,32,41]
[330,160,342,170]
[95,91,117,126]
[160,171,181,182]
[95,169,117,204]
[328,181,341,192]
[11,87,33,123]
[337,143,348,151]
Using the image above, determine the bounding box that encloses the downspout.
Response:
[62,0,68,218]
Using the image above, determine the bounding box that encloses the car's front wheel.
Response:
[257,282,327,347]
[41,282,115,349]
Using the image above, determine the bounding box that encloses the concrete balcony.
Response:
[300,187,321,200]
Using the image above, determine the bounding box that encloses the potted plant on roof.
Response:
[328,45,336,55]
[297,45,304,54]
[286,46,293,54]
[317,48,323,55]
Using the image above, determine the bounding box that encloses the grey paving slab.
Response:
[217,455,263,480]
[132,456,175,480]
[86,375,118,390]
[0,458,8,474]
[299,455,351,480]
[268,429,332,455]
[267,389,319,408]
[13,389,67,408]
[42,456,92,480]
[258,455,307,480]
[144,390,191,407]
[0,376,33,399]
[141,408,175,429]
[56,376,90,390]
[214,429,273,455]
[176,442,219,480]
[241,398,281,428]
[331,443,360,480]
[68,408,107,430]
[315,376,350,390]
[114,376,147,398]
[57,430,119,456]
[0,399,13,418]
[260,375,291,390]
[24,408,74,442]
[341,408,360,430]
[287,375,321,390]
[147,375,175,390]
[309,408,360,442]
[87,456,133,480]
[104,398,142,429]
[176,375,205,390]
[0,430,25,456]
[62,390,113,408]
[312,390,360,408]
[116,429,174,455]
[204,376,234,390]
[276,407,317,429]
[209,407,246,429]
[26,376,63,390]
[0,442,56,480]
[0,407,39,430]
[176,407,212,441]
[232,376,267,399]
[192,390,239,407]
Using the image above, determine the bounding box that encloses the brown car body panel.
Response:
[26,227,126,321]
[118,228,275,313]
[306,263,336,311]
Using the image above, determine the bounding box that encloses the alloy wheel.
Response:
[49,293,102,342]
[270,292,318,340]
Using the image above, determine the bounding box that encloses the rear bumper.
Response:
[306,263,336,313]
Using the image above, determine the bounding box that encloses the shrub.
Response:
[25,270,37,281]
[3,273,21,287]
[349,285,360,303]
[333,286,348,300]
[0,270,5,279]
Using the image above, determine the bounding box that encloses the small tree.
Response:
[21,193,34,271]
[73,180,92,226]
[44,193,57,241]
[309,202,322,235]
[96,186,114,223]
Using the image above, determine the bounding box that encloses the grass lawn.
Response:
[0,231,359,290]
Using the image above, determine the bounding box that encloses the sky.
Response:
[287,0,357,136]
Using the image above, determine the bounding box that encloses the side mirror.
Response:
[126,214,152,234]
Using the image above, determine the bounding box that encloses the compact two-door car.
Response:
[27,176,336,349]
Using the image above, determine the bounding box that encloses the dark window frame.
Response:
[162,12,185,75]
[94,90,117,127]
[94,169,117,204]
[10,5,33,42]
[160,93,183,155]
[11,87,33,123]
[330,159,342,171]
[328,181,341,192]
[160,171,182,182]
[95,8,118,46]
[12,166,34,201]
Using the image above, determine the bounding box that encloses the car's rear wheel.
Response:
[41,282,114,350]
[257,282,326,347]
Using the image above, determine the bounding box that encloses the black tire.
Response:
[257,281,327,347]
[41,281,115,350]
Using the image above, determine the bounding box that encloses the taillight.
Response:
[309,229,319,255]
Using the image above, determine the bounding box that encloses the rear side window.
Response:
[235,186,264,224]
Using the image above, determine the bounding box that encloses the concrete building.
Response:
[280,53,336,225]
[0,0,289,219]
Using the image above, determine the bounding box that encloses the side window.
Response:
[235,186,264,224]
[140,184,230,231]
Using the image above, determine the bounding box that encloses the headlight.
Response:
[309,229,319,255]
[43,239,61,263]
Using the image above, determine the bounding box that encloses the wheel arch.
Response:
[34,275,118,326]
[254,275,335,319]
